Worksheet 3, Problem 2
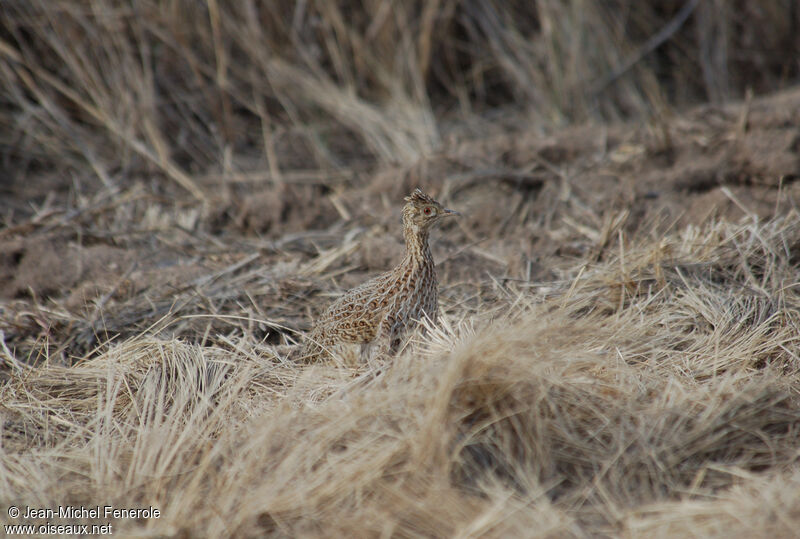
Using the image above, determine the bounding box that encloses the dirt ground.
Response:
[2,87,799,366]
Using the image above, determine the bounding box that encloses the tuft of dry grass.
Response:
[3,214,800,536]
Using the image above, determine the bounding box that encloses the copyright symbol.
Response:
[8,506,20,518]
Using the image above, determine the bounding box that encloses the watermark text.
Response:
[5,505,160,535]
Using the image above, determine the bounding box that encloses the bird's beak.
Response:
[442,208,461,217]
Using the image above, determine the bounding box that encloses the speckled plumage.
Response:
[303,188,459,362]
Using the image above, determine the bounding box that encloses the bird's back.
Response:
[303,258,437,360]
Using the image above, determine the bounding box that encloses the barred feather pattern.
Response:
[302,188,457,362]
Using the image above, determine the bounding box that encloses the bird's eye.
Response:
[423,207,434,216]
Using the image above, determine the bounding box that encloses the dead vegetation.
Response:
[2,1,800,537]
[3,214,800,537]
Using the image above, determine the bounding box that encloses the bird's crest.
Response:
[405,188,437,206]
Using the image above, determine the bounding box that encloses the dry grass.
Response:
[2,1,798,191]
[3,214,800,536]
[3,1,800,537]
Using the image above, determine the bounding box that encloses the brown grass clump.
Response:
[3,214,800,537]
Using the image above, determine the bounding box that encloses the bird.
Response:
[302,188,459,363]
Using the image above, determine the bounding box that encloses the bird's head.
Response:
[402,188,460,232]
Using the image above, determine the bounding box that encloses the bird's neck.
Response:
[402,221,431,266]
